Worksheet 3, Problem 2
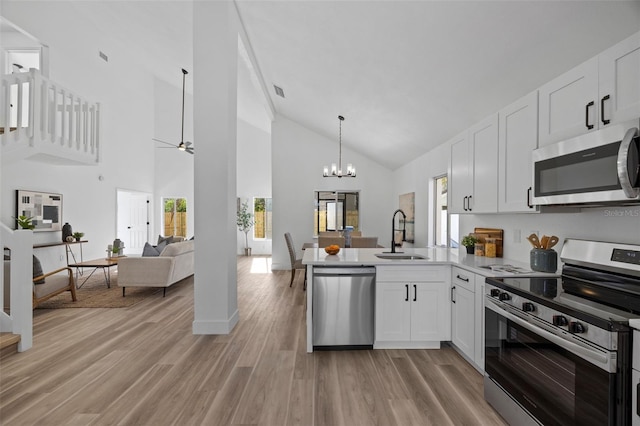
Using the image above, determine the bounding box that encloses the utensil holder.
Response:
[530,249,557,273]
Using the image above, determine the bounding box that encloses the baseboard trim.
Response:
[192,309,239,335]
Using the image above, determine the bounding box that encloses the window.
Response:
[314,191,359,236]
[163,198,187,237]
[434,175,458,247]
[253,197,272,240]
[5,49,42,74]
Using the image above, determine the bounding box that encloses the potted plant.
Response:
[236,201,254,256]
[461,235,478,254]
[73,231,84,242]
[14,215,35,230]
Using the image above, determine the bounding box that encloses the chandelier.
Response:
[323,115,356,178]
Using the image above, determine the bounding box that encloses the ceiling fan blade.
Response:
[153,138,176,147]
[185,148,194,154]
[184,141,192,147]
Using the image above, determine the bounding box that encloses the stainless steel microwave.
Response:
[532,120,640,206]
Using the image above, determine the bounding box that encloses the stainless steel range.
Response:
[484,239,640,426]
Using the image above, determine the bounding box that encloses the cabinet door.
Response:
[449,131,471,214]
[451,284,475,359]
[470,115,498,213]
[474,276,485,371]
[375,282,411,342]
[498,91,539,212]
[538,56,599,147]
[599,31,640,126]
[412,282,451,342]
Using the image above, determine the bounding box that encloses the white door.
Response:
[117,190,150,255]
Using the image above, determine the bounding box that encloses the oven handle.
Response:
[617,126,640,198]
[485,298,615,373]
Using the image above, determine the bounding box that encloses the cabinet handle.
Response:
[585,101,594,130]
[451,286,456,303]
[527,187,533,208]
[456,274,469,282]
[405,284,409,302]
[463,196,468,211]
[413,284,417,302]
[468,195,472,211]
[601,95,610,125]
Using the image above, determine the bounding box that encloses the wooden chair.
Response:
[350,236,378,248]
[33,266,77,308]
[318,236,346,248]
[284,233,306,290]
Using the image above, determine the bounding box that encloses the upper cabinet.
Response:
[539,31,640,147]
[449,115,498,214]
[498,91,539,212]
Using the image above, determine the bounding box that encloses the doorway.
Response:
[116,189,151,255]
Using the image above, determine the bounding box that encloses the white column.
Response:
[192,0,239,334]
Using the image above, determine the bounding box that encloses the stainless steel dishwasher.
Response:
[312,266,375,349]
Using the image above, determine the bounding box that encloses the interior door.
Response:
[117,189,150,255]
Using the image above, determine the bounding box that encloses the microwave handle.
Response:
[617,127,640,198]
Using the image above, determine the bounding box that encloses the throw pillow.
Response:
[142,242,160,257]
[33,255,45,284]
[155,240,169,254]
[157,235,174,245]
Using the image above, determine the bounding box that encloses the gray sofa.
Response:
[117,239,194,296]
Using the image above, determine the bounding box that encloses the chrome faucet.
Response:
[391,209,406,253]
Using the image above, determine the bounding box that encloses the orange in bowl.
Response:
[325,244,340,255]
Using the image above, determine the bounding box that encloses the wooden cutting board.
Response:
[473,227,504,257]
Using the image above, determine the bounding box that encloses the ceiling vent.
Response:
[273,84,285,98]
[99,51,108,62]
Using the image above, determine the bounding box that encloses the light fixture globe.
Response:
[323,115,356,178]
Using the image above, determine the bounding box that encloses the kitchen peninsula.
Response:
[302,247,558,359]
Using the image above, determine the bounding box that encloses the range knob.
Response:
[490,289,501,297]
[553,315,568,326]
[522,302,535,312]
[498,292,511,301]
[569,321,585,334]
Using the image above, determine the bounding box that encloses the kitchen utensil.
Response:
[546,235,559,250]
[527,233,541,249]
[540,235,549,250]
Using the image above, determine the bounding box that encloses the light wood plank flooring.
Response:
[0,256,506,425]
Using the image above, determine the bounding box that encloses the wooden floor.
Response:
[0,256,506,425]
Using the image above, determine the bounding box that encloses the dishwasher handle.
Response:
[312,267,376,276]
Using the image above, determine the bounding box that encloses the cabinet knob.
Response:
[498,292,511,301]
[490,289,501,297]
[553,315,568,326]
[585,101,595,130]
[522,302,535,312]
[569,321,585,333]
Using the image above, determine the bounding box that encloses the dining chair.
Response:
[350,231,362,237]
[318,236,346,248]
[319,231,342,237]
[284,233,306,290]
[349,236,378,248]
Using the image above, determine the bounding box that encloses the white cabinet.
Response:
[450,267,485,373]
[498,91,539,212]
[449,115,499,214]
[375,266,450,349]
[539,31,640,147]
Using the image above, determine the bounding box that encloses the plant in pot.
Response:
[461,235,478,254]
[14,215,35,230]
[72,232,84,242]
[236,201,254,256]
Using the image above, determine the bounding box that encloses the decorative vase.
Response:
[62,223,73,242]
[244,247,252,256]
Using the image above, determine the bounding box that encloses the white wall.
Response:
[271,115,394,270]
[236,119,272,255]
[1,2,156,270]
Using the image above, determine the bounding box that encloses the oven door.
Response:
[484,300,618,426]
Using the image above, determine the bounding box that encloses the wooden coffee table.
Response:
[69,257,125,288]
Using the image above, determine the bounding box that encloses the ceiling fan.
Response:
[154,68,194,155]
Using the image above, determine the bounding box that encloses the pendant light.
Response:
[323,115,355,178]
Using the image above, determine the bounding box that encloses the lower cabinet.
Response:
[451,266,485,372]
[375,266,451,349]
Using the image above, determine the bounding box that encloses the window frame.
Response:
[252,196,272,241]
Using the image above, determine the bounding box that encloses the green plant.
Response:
[73,232,84,240]
[112,245,120,254]
[461,235,478,247]
[236,201,254,249]
[14,215,35,230]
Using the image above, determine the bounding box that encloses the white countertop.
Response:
[302,247,559,278]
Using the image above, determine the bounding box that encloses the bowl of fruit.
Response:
[324,244,340,255]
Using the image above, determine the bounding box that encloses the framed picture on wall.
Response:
[16,190,63,232]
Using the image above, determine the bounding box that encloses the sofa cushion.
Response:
[157,235,175,245]
[33,255,45,284]
[159,240,194,257]
[142,242,160,257]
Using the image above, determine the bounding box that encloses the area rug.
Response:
[35,271,162,309]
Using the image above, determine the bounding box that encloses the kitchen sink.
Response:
[374,253,428,260]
